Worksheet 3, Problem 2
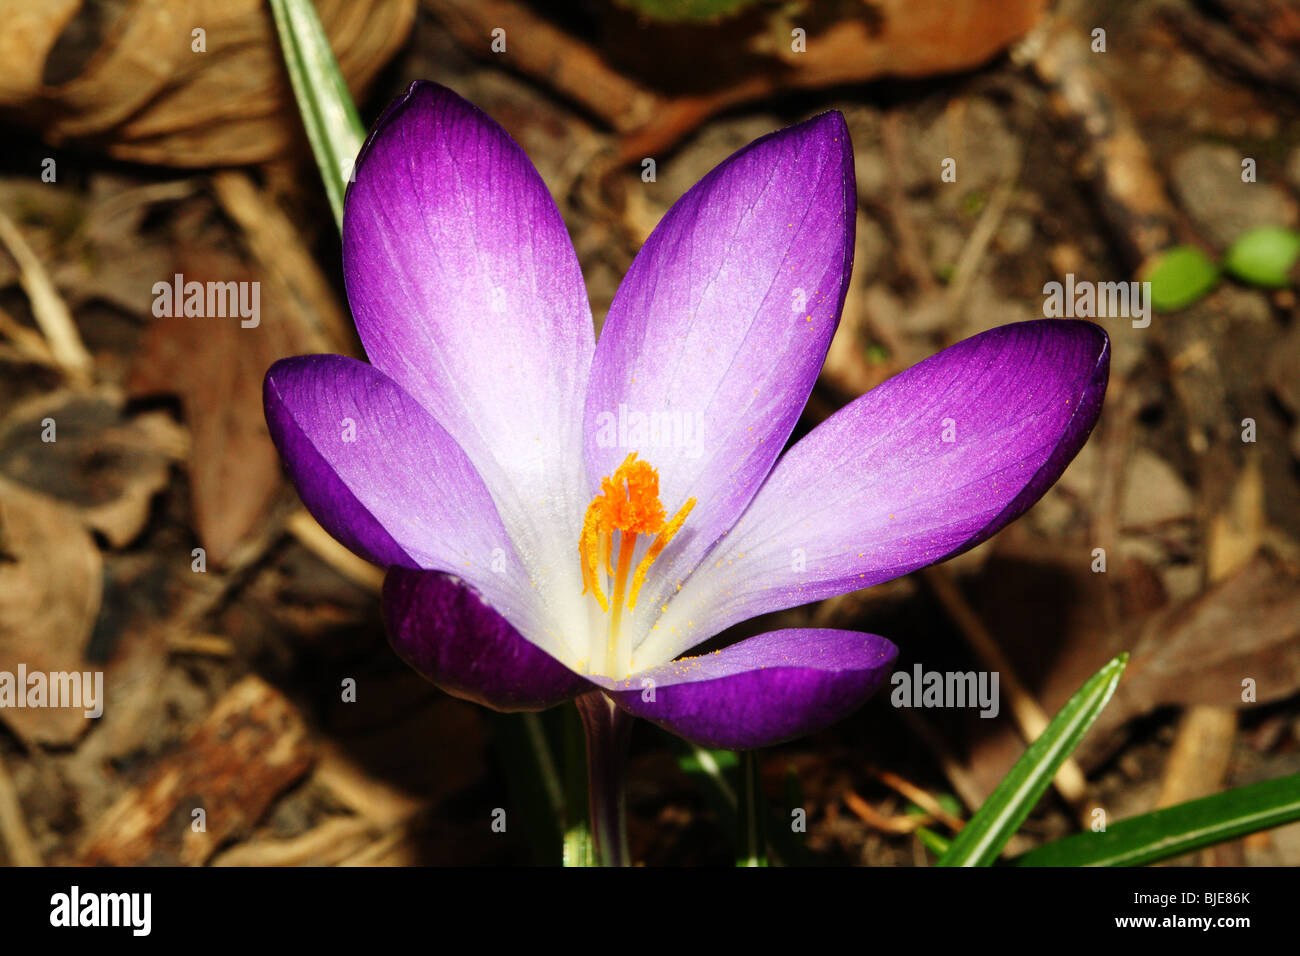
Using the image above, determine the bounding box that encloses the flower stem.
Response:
[737,750,768,867]
[573,691,634,866]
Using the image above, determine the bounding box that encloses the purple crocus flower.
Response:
[264,81,1108,755]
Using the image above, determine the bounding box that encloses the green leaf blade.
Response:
[1012,772,1300,867]
[268,0,366,232]
[936,654,1128,867]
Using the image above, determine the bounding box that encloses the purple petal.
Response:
[344,80,594,650]
[263,354,541,647]
[584,112,856,638]
[638,320,1109,663]
[384,568,592,712]
[599,629,897,749]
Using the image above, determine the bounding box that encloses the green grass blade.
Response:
[268,0,365,231]
[1012,772,1300,867]
[936,654,1128,867]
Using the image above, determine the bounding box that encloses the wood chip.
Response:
[79,676,313,866]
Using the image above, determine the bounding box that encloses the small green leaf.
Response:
[1012,772,1300,867]
[1223,225,1300,289]
[1141,245,1220,311]
[671,737,812,865]
[616,0,765,22]
[936,654,1128,867]
[905,792,963,819]
[937,792,964,818]
[268,0,365,232]
[916,826,951,856]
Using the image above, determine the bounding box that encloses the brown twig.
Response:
[943,151,1022,322]
[0,209,92,385]
[843,789,928,834]
[211,816,377,867]
[421,0,662,136]
[0,304,59,368]
[870,768,966,832]
[166,633,237,657]
[1018,14,1181,270]
[79,676,313,866]
[881,111,938,294]
[1163,3,1300,97]
[284,509,385,593]
[212,171,356,356]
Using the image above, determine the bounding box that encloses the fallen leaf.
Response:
[0,477,102,745]
[1104,553,1300,732]
[127,247,306,566]
[2,0,414,166]
[958,541,1300,797]
[0,388,186,547]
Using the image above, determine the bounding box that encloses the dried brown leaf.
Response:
[127,247,305,566]
[0,388,185,548]
[3,0,414,167]
[0,477,102,745]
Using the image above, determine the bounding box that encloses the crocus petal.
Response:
[344,80,595,658]
[383,568,592,712]
[598,629,897,749]
[637,320,1109,664]
[584,111,856,640]
[264,354,549,655]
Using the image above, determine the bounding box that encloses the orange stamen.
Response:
[579,497,610,613]
[578,453,696,674]
[628,496,695,609]
[606,531,639,674]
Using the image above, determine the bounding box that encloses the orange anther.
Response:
[578,453,696,674]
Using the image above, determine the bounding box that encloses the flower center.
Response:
[579,452,695,678]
